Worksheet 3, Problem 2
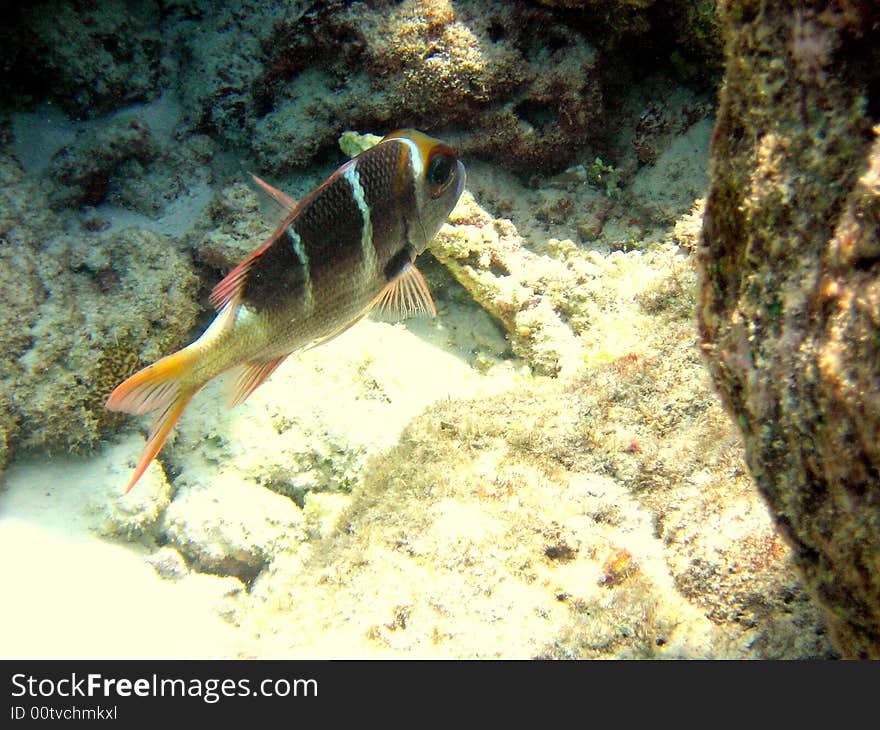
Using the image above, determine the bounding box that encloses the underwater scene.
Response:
[1,0,878,660]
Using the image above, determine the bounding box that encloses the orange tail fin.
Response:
[106,347,198,493]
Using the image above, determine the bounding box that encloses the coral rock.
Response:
[162,477,307,582]
[190,180,274,272]
[89,436,174,541]
[146,546,190,582]
[698,0,880,658]
[177,0,603,175]
[0,182,200,457]
[1,0,162,118]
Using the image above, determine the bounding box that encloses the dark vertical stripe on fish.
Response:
[293,165,366,277]
[242,227,310,310]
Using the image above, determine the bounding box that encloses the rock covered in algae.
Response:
[189,179,275,272]
[146,546,190,582]
[175,0,603,175]
[0,153,200,458]
[432,193,588,376]
[49,115,159,207]
[698,0,880,658]
[47,112,207,216]
[534,0,722,79]
[162,476,307,583]
[338,131,383,159]
[87,435,174,541]
[0,0,163,118]
[431,189,703,377]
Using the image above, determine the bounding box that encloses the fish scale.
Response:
[105,129,466,493]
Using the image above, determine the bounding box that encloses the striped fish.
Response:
[106,129,466,492]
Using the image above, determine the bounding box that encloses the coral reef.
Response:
[146,546,190,581]
[0,159,47,465]
[430,189,701,376]
[140,146,829,655]
[432,193,589,376]
[87,436,174,541]
[629,117,712,223]
[534,0,722,81]
[698,0,880,658]
[0,153,200,459]
[0,0,847,661]
[162,477,307,582]
[48,110,209,216]
[49,116,159,207]
[188,179,274,272]
[175,0,603,175]
[0,0,163,117]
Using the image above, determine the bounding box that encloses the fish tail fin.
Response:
[121,395,193,494]
[105,346,200,493]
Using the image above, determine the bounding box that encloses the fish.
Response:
[106,129,466,493]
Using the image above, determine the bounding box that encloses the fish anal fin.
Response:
[373,262,437,320]
[227,355,288,408]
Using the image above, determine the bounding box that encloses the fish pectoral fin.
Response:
[227,355,288,408]
[250,173,299,215]
[303,262,436,353]
[372,262,437,320]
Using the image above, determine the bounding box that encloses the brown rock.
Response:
[698,0,880,658]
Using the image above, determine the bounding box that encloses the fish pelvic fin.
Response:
[105,346,200,493]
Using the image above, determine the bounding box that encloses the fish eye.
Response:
[427,153,455,193]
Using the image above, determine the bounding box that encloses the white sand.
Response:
[0,453,243,659]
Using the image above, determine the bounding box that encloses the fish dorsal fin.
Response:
[250,173,299,215]
[372,262,437,319]
[210,176,299,313]
[227,355,288,408]
[209,255,253,311]
[209,231,280,311]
